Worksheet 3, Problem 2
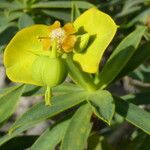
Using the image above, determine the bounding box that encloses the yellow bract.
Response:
[4,25,50,85]
[73,8,118,73]
[4,8,117,86]
[40,21,77,53]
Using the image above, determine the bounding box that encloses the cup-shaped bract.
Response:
[73,8,118,73]
[4,8,117,87]
[4,25,51,86]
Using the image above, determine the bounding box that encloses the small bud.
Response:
[74,33,90,53]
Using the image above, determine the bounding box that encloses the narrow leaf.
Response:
[53,82,83,94]
[9,91,88,134]
[31,119,70,150]
[71,3,81,22]
[127,8,150,27]
[99,26,147,89]
[115,97,150,134]
[116,0,144,17]
[18,13,34,29]
[0,22,16,33]
[115,42,150,81]
[121,92,150,105]
[0,84,25,123]
[31,1,94,9]
[88,90,115,125]
[66,55,97,91]
[61,103,93,150]
[8,12,23,22]
[42,10,70,22]
[23,82,83,97]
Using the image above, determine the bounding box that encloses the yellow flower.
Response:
[40,21,77,53]
[4,8,118,105]
[4,8,118,86]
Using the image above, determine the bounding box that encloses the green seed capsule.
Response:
[32,55,67,105]
[32,56,67,86]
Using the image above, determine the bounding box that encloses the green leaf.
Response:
[0,84,25,124]
[22,84,41,96]
[18,13,34,29]
[88,90,115,125]
[22,82,83,97]
[114,42,150,81]
[31,1,94,9]
[71,3,81,22]
[52,82,83,95]
[129,64,150,84]
[122,92,150,105]
[116,0,144,18]
[99,26,147,89]
[8,1,24,12]
[8,12,23,22]
[0,22,16,34]
[0,12,22,25]
[0,85,19,96]
[9,91,88,134]
[0,91,88,146]
[31,119,70,150]
[61,103,93,150]
[66,55,97,92]
[115,96,150,134]
[42,10,71,22]
[0,84,39,97]
[0,13,8,26]
[127,8,150,27]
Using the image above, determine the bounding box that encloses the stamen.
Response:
[50,28,66,44]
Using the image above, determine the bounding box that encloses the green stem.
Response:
[66,54,97,92]
[50,40,57,58]
[45,86,52,106]
[94,70,100,85]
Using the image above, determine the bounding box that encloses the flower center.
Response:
[50,28,66,45]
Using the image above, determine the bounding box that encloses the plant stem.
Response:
[45,86,52,106]
[66,54,97,92]
[94,70,100,85]
[50,40,57,58]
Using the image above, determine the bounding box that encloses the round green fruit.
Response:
[32,56,67,87]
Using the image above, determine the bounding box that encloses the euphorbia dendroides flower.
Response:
[40,20,77,52]
[4,8,117,105]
